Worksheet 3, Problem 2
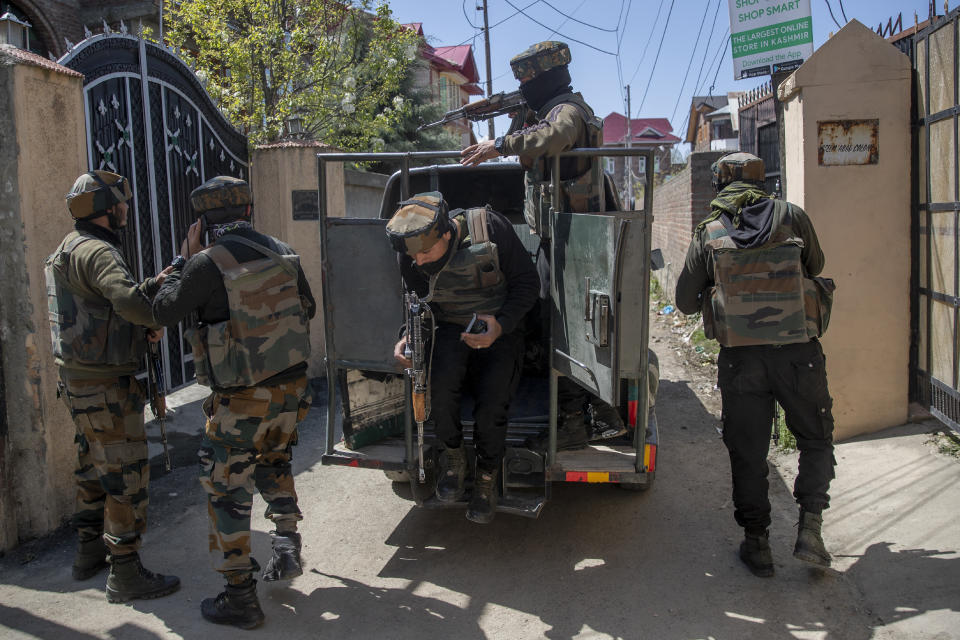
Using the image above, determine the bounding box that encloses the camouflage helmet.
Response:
[190,176,252,214]
[65,170,132,219]
[510,41,571,82]
[711,152,766,190]
[385,192,451,256]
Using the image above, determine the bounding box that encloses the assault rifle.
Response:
[146,340,172,471]
[417,90,526,131]
[403,292,429,483]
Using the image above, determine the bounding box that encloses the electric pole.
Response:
[481,0,495,140]
[625,84,633,209]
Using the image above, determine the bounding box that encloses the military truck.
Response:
[316,148,660,518]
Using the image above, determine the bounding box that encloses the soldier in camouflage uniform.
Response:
[461,40,622,449]
[153,176,316,629]
[387,193,539,523]
[45,170,180,602]
[675,152,837,578]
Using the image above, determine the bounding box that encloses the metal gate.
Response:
[912,7,960,432]
[58,31,248,389]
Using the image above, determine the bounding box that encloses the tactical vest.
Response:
[426,207,509,326]
[45,232,145,368]
[701,201,835,347]
[524,92,605,235]
[185,235,311,389]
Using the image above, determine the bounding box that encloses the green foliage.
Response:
[165,0,419,147]
[773,405,797,452]
[650,275,663,301]
[689,326,720,356]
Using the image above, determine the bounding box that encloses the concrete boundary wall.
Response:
[0,46,87,551]
[651,151,725,300]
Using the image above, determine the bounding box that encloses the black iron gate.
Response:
[912,7,960,432]
[58,31,248,389]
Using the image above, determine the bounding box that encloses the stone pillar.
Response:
[250,142,346,378]
[0,46,87,550]
[779,20,911,439]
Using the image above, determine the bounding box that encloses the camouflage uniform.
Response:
[675,152,836,573]
[46,173,161,558]
[153,176,315,590]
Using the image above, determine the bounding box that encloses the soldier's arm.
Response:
[488,213,539,335]
[675,232,711,315]
[791,205,825,276]
[152,255,220,326]
[85,246,161,329]
[499,103,584,164]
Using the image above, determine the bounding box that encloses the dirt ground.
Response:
[0,309,957,639]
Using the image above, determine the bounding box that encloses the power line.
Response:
[540,0,618,32]
[824,0,842,29]
[837,0,849,23]
[670,0,713,125]
[617,0,633,51]
[690,0,723,102]
[462,0,479,29]
[503,0,618,55]
[707,32,731,96]
[626,0,665,85]
[451,0,542,48]
[546,0,589,39]
[637,0,676,112]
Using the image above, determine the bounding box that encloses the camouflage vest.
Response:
[45,232,145,368]
[185,235,311,388]
[524,92,605,236]
[701,201,834,347]
[426,207,508,326]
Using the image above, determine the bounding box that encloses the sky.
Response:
[384,0,940,141]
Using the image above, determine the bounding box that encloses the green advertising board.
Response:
[728,0,814,79]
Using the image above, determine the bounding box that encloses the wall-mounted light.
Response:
[0,10,30,50]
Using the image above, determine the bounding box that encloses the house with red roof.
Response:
[602,113,681,206]
[404,23,483,146]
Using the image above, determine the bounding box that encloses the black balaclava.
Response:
[415,231,457,277]
[519,65,573,112]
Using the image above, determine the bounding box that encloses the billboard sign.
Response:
[729,0,814,79]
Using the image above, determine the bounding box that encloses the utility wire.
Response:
[824,0,842,29]
[540,0,618,32]
[637,0,676,112]
[626,0,665,85]
[503,0,617,55]
[670,0,713,125]
[837,0,849,23]
[462,0,479,29]
[689,0,723,103]
[617,0,633,51]
[546,0,589,39]
[708,32,731,96]
[452,0,542,48]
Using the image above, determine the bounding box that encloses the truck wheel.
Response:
[384,470,410,483]
[618,473,654,492]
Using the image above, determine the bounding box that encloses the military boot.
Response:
[794,509,832,567]
[72,534,108,581]
[466,467,500,524]
[201,578,265,630]
[526,412,588,451]
[105,553,180,603]
[589,402,627,441]
[739,529,774,578]
[436,446,467,503]
[261,531,303,582]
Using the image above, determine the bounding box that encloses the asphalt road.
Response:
[0,313,957,639]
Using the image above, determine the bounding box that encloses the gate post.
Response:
[779,21,912,439]
[0,46,87,550]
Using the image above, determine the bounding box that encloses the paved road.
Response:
[1,314,958,639]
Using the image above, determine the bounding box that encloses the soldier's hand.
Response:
[460,314,502,350]
[155,265,174,286]
[394,337,412,368]
[461,140,499,166]
[180,220,205,258]
[146,327,165,343]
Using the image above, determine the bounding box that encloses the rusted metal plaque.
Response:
[818,119,879,166]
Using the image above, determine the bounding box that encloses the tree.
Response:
[165,0,420,147]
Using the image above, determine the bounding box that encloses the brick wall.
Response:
[650,150,725,302]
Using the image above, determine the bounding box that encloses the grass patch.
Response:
[650,275,664,303]
[689,325,720,356]
[927,430,960,459]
